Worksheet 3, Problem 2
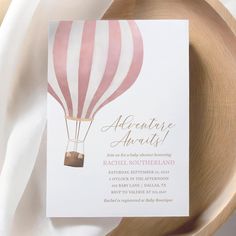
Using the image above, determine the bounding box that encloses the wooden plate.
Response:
[0,0,11,23]
[103,0,236,235]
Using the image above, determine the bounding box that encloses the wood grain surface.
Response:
[103,0,236,235]
[0,0,11,23]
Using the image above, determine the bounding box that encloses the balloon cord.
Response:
[75,121,81,151]
[66,140,69,152]
[75,120,78,139]
[76,121,81,141]
[65,117,69,140]
[74,120,78,151]
[65,118,70,153]
[83,120,93,142]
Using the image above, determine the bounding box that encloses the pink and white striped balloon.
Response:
[48,20,143,120]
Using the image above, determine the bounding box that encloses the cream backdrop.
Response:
[0,1,235,236]
[0,1,120,236]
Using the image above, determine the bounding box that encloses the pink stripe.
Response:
[92,21,143,118]
[85,21,121,118]
[53,21,73,117]
[48,83,66,113]
[77,21,96,118]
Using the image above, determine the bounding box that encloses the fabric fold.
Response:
[0,0,122,236]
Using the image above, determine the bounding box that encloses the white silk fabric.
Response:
[0,1,123,236]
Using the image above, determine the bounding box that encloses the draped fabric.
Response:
[0,1,122,236]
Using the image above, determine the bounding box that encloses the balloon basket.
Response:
[64,151,84,167]
[64,118,93,168]
[64,139,85,167]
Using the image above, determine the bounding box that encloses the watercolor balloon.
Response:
[48,20,143,167]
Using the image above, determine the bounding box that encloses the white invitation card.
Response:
[47,20,189,217]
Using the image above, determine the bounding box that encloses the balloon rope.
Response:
[65,117,70,140]
[75,121,81,152]
[66,140,69,152]
[65,118,70,153]
[82,120,93,142]
[64,119,92,153]
[75,120,78,139]
[76,121,81,141]
[74,120,78,151]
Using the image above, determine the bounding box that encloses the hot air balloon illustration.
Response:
[48,20,143,167]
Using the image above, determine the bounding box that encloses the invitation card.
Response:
[47,20,189,217]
